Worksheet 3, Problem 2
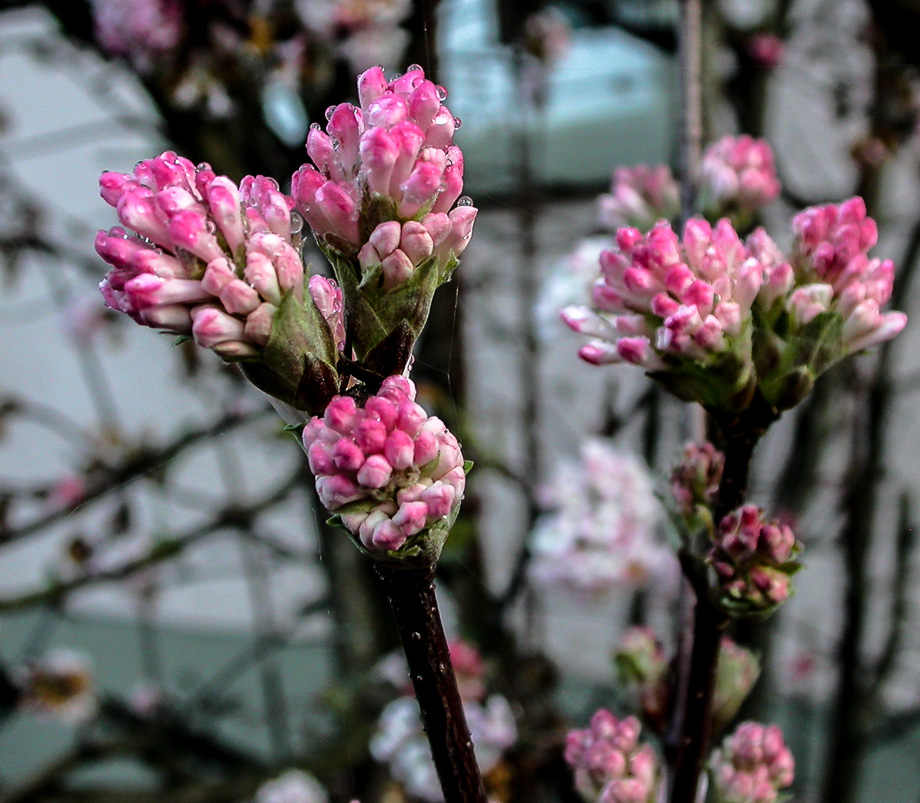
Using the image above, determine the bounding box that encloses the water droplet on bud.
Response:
[453,117,462,129]
[435,85,448,101]
[325,105,336,121]
[457,196,473,207]
[407,64,423,73]
[309,122,321,131]
[290,211,304,235]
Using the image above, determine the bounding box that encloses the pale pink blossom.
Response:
[598,164,680,233]
[90,0,183,73]
[303,376,465,556]
[710,722,794,803]
[371,693,516,802]
[700,136,780,224]
[528,439,675,596]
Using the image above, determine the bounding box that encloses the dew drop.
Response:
[435,85,448,101]
[325,105,336,121]
[309,121,321,131]
[453,116,462,129]
[457,195,473,207]
[392,72,403,81]
[205,220,217,234]
[330,137,340,150]
[414,674,423,683]
[411,76,424,88]
[407,63,423,73]
[410,631,421,641]
[290,211,304,235]
[265,177,280,190]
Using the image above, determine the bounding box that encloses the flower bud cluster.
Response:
[710,722,795,803]
[670,441,725,519]
[563,217,763,409]
[302,376,465,558]
[598,164,680,233]
[564,197,906,414]
[788,196,906,356]
[96,151,344,411]
[710,505,801,617]
[291,65,476,283]
[700,135,781,227]
[528,439,675,596]
[97,152,337,356]
[565,711,659,803]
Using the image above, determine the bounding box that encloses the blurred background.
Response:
[0,0,919,801]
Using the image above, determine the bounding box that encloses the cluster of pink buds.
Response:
[700,135,781,228]
[789,196,907,355]
[598,164,681,233]
[564,196,906,415]
[291,65,476,273]
[670,441,725,520]
[710,722,795,803]
[563,217,763,410]
[613,627,669,734]
[302,376,466,561]
[565,711,659,803]
[96,151,343,412]
[709,505,801,618]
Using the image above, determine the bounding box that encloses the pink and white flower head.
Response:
[700,136,781,228]
[90,0,183,74]
[598,164,680,234]
[96,151,342,412]
[291,65,476,280]
[709,505,801,618]
[371,694,516,802]
[302,376,467,562]
[528,440,676,596]
[255,769,329,803]
[565,711,659,803]
[563,217,764,411]
[15,649,97,723]
[710,722,795,803]
[613,628,670,734]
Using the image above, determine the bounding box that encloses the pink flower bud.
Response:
[191,306,246,348]
[357,455,393,488]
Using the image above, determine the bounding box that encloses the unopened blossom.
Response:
[709,505,801,618]
[563,217,764,411]
[528,439,675,596]
[700,136,780,228]
[371,694,516,802]
[753,197,907,409]
[710,722,794,803]
[15,650,97,723]
[292,65,475,269]
[598,165,680,233]
[291,65,475,375]
[565,710,659,803]
[96,151,342,412]
[302,376,466,562]
[613,627,669,734]
[255,769,328,803]
[669,441,724,521]
[90,0,183,73]
[713,637,761,733]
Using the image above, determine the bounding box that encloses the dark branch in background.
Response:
[0,406,272,546]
